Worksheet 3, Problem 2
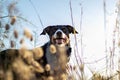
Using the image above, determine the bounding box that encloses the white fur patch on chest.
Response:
[46,44,68,73]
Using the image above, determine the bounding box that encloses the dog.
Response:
[37,25,78,79]
[0,25,78,80]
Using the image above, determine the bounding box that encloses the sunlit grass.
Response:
[0,0,120,80]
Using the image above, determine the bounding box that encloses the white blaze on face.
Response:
[53,29,66,39]
[53,29,67,46]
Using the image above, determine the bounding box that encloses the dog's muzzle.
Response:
[52,29,69,45]
[54,37,67,44]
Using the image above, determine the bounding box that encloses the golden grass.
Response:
[1,0,120,80]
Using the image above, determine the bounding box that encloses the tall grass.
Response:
[0,0,120,80]
[68,0,120,80]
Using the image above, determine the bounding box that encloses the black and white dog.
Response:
[40,25,78,66]
[0,25,78,80]
[39,25,78,76]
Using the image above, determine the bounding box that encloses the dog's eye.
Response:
[53,29,57,33]
[61,28,67,32]
[50,28,58,35]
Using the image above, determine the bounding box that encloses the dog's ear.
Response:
[67,25,78,34]
[40,26,51,35]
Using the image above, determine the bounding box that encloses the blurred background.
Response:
[0,0,119,79]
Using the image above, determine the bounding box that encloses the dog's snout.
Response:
[56,31,62,37]
[54,29,66,39]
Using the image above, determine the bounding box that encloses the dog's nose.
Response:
[56,31,62,37]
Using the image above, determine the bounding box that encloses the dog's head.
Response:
[40,25,78,46]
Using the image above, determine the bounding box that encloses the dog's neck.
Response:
[47,41,71,57]
[43,41,71,74]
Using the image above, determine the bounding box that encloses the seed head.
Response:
[5,70,13,80]
[79,64,84,72]
[45,64,51,71]
[0,70,4,79]
[14,30,18,38]
[10,40,14,48]
[47,76,54,80]
[50,44,56,54]
[10,16,16,25]
[20,38,24,44]
[24,28,32,40]
[73,66,77,71]
[33,47,43,60]
[21,50,34,65]
[5,24,10,30]
[30,36,33,41]
[60,73,67,80]
[31,61,44,73]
